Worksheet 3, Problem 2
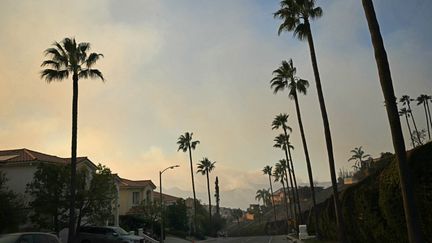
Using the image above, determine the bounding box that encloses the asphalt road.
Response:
[197,235,289,243]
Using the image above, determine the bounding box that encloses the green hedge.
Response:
[306,142,432,242]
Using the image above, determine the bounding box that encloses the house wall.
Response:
[118,186,154,215]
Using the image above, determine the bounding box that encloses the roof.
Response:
[118,177,156,189]
[0,148,97,169]
[153,191,180,202]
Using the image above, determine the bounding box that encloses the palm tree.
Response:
[400,95,422,145]
[417,94,431,140]
[263,166,277,222]
[41,37,104,242]
[269,59,318,233]
[177,132,200,232]
[348,146,371,171]
[273,134,298,224]
[399,108,415,148]
[274,1,346,240]
[255,189,271,207]
[361,1,424,242]
[197,157,216,224]
[272,114,302,223]
[273,163,290,230]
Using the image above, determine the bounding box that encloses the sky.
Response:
[0,0,431,209]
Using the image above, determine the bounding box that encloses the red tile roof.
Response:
[119,177,156,189]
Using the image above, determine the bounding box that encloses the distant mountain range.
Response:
[164,181,332,210]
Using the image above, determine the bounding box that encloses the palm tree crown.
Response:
[270,59,309,99]
[274,134,294,152]
[274,0,323,40]
[263,165,272,176]
[197,158,216,175]
[41,38,104,82]
[177,132,200,152]
[272,113,293,132]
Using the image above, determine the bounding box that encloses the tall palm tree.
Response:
[348,146,371,170]
[427,95,432,129]
[197,157,216,224]
[41,37,104,242]
[263,165,277,222]
[273,134,298,224]
[269,59,319,234]
[274,1,346,240]
[399,108,415,148]
[255,189,271,207]
[417,94,431,140]
[400,95,422,145]
[272,114,302,223]
[273,163,290,229]
[361,1,424,242]
[177,132,200,232]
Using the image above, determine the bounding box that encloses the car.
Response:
[75,226,144,243]
[0,232,60,243]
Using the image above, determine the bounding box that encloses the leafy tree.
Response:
[166,199,189,233]
[196,157,216,225]
[416,94,431,140]
[269,60,317,231]
[231,209,243,225]
[214,177,220,216]
[399,108,416,148]
[400,95,422,145]
[177,132,200,232]
[262,166,277,222]
[0,172,25,233]
[41,37,104,242]
[348,146,371,171]
[274,1,346,239]
[26,163,70,232]
[361,0,424,242]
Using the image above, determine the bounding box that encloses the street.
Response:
[165,235,289,243]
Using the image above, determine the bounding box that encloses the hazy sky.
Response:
[0,0,431,208]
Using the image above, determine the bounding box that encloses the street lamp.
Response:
[159,164,180,243]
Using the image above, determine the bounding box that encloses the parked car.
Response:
[0,232,60,243]
[75,226,144,243]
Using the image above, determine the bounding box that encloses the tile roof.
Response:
[153,191,180,202]
[119,177,156,189]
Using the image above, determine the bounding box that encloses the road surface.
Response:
[165,235,289,243]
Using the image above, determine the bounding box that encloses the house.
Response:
[272,188,289,205]
[0,148,119,227]
[117,177,156,215]
[153,191,180,206]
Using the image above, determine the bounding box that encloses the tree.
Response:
[411,129,427,147]
[274,1,346,240]
[273,132,302,225]
[0,172,25,233]
[361,1,424,242]
[400,95,421,145]
[41,37,104,242]
[231,209,243,225]
[262,165,277,222]
[269,60,318,232]
[416,94,431,140]
[197,157,216,225]
[166,199,189,233]
[255,189,271,207]
[348,146,371,171]
[214,177,220,216]
[177,132,200,232]
[273,162,291,228]
[399,108,416,148]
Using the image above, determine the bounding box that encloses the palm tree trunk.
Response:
[404,114,415,148]
[268,174,277,222]
[188,145,197,234]
[283,168,295,221]
[206,171,212,227]
[280,180,290,233]
[304,20,346,242]
[291,90,320,236]
[407,103,422,145]
[423,103,430,140]
[282,147,298,225]
[361,1,424,242]
[426,101,432,132]
[286,136,302,224]
[67,74,78,243]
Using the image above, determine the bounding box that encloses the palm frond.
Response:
[40,69,69,83]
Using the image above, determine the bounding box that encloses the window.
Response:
[132,191,140,205]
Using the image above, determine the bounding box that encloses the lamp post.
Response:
[159,164,179,243]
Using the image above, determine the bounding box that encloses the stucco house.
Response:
[117,177,156,215]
